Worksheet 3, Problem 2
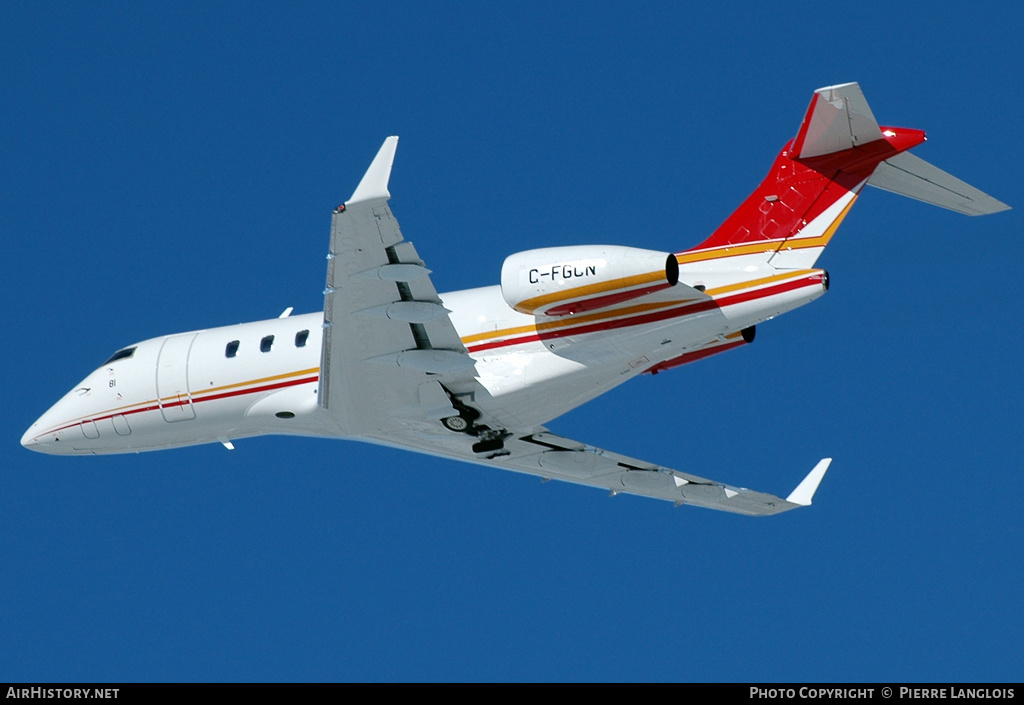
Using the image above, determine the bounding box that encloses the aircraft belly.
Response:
[463,309,724,427]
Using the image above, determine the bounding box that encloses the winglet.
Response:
[348,136,399,206]
[786,458,832,506]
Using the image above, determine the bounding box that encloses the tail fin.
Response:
[682,83,1008,271]
[791,82,884,158]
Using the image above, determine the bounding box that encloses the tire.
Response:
[442,415,470,432]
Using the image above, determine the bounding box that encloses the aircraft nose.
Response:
[21,423,43,452]
[21,406,69,455]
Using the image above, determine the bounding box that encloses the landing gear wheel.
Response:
[442,415,471,432]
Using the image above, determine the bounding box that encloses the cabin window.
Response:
[225,340,240,358]
[103,347,137,365]
[295,330,309,347]
[260,335,275,353]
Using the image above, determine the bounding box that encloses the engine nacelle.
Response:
[500,245,679,316]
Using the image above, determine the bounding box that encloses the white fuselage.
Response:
[22,262,827,456]
[23,84,1005,518]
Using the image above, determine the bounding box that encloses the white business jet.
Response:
[21,83,1008,515]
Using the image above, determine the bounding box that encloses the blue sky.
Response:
[3,2,1022,682]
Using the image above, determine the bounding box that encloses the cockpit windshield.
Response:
[103,347,137,365]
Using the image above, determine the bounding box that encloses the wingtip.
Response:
[786,458,832,506]
[348,136,400,205]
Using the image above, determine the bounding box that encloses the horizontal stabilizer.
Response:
[868,151,1010,215]
[792,82,883,159]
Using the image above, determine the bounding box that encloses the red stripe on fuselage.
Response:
[37,374,319,439]
[466,274,823,353]
[645,339,747,374]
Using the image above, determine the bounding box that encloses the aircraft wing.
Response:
[470,431,831,516]
[319,138,829,515]
[319,137,474,435]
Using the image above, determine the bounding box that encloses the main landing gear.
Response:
[441,415,471,432]
[440,392,510,458]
